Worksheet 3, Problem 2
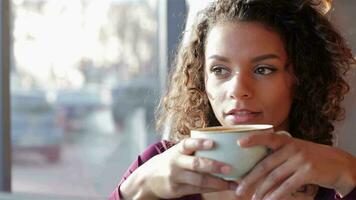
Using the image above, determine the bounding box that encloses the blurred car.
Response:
[56,88,108,133]
[111,76,159,131]
[11,89,63,163]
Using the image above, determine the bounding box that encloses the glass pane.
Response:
[10,0,159,198]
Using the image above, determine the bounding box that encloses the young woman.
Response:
[109,0,356,199]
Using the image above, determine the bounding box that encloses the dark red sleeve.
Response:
[108,140,172,200]
[315,187,356,200]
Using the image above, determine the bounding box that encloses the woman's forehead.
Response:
[204,21,287,60]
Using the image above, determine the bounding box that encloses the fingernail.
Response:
[203,140,213,148]
[252,194,259,200]
[237,137,251,148]
[237,140,241,146]
[236,186,244,196]
[220,165,231,174]
[237,138,248,147]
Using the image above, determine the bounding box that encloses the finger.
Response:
[176,170,235,191]
[176,154,232,175]
[238,132,292,150]
[263,171,306,200]
[235,143,295,196]
[173,183,222,195]
[178,138,214,155]
[253,157,298,200]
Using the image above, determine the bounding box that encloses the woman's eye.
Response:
[254,66,276,75]
[210,66,230,76]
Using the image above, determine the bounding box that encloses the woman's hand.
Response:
[234,132,356,200]
[120,138,237,199]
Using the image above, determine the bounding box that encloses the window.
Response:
[10,0,160,198]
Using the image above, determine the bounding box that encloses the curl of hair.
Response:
[156,0,355,144]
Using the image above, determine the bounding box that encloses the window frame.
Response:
[0,0,12,192]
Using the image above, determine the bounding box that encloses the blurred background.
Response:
[0,0,354,199]
[9,0,161,199]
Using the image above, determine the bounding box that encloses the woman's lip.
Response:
[225,112,262,123]
[225,109,259,115]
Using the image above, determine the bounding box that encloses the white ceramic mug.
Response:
[191,124,282,181]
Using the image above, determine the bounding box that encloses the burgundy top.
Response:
[109,140,356,200]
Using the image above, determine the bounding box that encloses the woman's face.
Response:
[204,22,295,131]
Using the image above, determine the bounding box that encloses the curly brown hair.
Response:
[156,0,355,145]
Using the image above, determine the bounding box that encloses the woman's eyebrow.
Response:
[207,54,281,63]
[207,55,231,62]
[252,54,281,63]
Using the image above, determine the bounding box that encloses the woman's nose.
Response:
[227,73,253,100]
